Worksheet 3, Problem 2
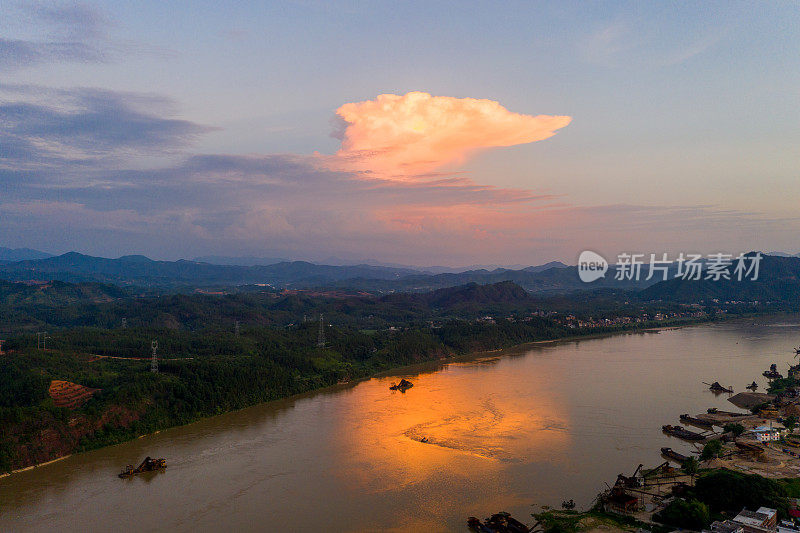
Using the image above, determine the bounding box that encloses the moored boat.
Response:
[679,414,714,429]
[660,447,689,464]
[662,425,706,441]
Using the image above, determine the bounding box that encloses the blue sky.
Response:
[1,1,798,265]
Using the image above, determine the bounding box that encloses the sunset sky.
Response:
[2,1,798,266]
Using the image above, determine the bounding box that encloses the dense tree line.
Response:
[0,314,574,472]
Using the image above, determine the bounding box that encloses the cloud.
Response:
[333,92,571,179]
[584,16,730,68]
[0,85,214,172]
[0,38,104,69]
[24,2,108,40]
[1,2,109,70]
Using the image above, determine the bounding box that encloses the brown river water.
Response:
[2,318,799,532]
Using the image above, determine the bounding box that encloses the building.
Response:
[733,507,777,533]
[747,426,784,442]
[788,497,800,518]
[706,508,778,533]
[707,521,744,533]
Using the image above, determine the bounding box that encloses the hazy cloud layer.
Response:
[2,85,795,264]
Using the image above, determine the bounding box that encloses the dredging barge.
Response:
[389,379,413,392]
[119,456,166,478]
[467,512,534,533]
[679,414,714,429]
[705,381,733,393]
[660,447,690,464]
[662,425,706,441]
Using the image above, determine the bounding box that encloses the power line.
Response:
[151,340,159,373]
[38,331,49,351]
[317,314,325,348]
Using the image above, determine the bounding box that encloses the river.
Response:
[2,318,799,532]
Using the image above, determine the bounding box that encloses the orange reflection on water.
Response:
[332,355,573,495]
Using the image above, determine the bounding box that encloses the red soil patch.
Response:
[48,380,100,409]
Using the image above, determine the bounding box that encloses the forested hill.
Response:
[640,254,800,303]
[0,280,128,307]
[380,280,533,311]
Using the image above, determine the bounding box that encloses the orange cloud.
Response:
[334,92,571,179]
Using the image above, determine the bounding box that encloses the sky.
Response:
[1,0,798,267]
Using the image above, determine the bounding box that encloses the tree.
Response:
[654,498,710,529]
[723,422,745,437]
[683,456,699,484]
[693,469,789,516]
[785,415,798,434]
[701,439,723,460]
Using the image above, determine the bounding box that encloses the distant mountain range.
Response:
[0,247,53,262]
[1,250,798,303]
[0,251,652,294]
[192,254,557,274]
[0,252,425,288]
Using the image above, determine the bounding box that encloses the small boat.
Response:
[482,512,531,533]
[662,425,706,441]
[389,379,413,392]
[746,381,759,391]
[118,456,166,478]
[679,414,714,429]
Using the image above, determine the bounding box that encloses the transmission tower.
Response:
[235,320,240,337]
[316,314,325,348]
[122,318,127,329]
[151,340,159,373]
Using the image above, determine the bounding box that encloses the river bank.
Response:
[1,315,721,476]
